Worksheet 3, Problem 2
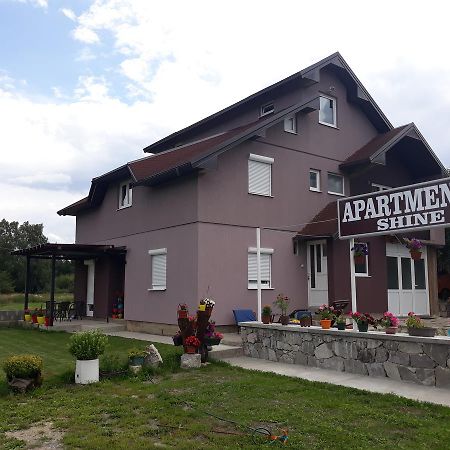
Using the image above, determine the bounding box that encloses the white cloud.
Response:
[60,7,76,21]
[72,26,100,44]
[10,0,47,8]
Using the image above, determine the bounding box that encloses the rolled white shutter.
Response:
[260,254,271,284]
[248,160,271,195]
[152,254,167,289]
[248,252,271,286]
[248,253,257,282]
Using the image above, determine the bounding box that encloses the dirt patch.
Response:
[5,421,64,449]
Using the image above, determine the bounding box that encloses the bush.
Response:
[55,273,74,293]
[3,354,43,381]
[68,330,108,360]
[0,271,14,294]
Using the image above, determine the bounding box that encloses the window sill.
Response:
[248,192,273,198]
[284,129,297,135]
[355,274,371,278]
[319,121,339,129]
[328,191,345,197]
[248,287,274,290]
[148,288,166,291]
[117,205,132,211]
[309,188,321,193]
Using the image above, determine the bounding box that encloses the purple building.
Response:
[59,52,446,332]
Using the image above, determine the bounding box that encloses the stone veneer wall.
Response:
[240,324,450,389]
[0,310,21,322]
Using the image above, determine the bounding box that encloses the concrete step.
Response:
[209,344,243,360]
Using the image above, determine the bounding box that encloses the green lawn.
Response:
[1,328,450,449]
[0,293,73,311]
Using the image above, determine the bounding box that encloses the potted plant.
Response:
[404,238,423,260]
[335,314,347,331]
[274,294,290,325]
[44,312,51,327]
[184,336,200,354]
[204,298,215,317]
[351,242,368,265]
[298,313,312,327]
[31,309,38,324]
[203,322,223,345]
[316,304,335,329]
[23,309,31,322]
[172,331,183,346]
[68,330,108,384]
[198,300,206,312]
[2,354,43,392]
[261,305,272,324]
[36,309,45,325]
[406,312,436,337]
[177,303,189,319]
[378,311,399,334]
[128,348,147,366]
[350,312,377,332]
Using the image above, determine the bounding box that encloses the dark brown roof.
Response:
[12,243,126,259]
[340,125,409,168]
[144,52,392,154]
[296,202,338,239]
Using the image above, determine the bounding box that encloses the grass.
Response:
[0,293,73,311]
[0,328,450,449]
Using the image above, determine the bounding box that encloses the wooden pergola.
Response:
[11,243,126,325]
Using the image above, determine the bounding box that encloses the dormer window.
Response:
[119,181,132,209]
[260,103,274,117]
[319,95,337,127]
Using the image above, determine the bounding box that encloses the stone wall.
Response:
[0,310,22,322]
[240,324,450,389]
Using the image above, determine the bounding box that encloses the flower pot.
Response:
[320,319,332,329]
[129,356,145,366]
[385,326,398,334]
[24,314,31,322]
[177,310,188,319]
[408,327,436,337]
[354,254,365,265]
[299,316,311,327]
[410,250,422,261]
[203,337,221,346]
[185,346,197,354]
[262,314,271,324]
[37,316,45,325]
[31,315,38,324]
[337,322,346,330]
[280,315,290,325]
[172,334,183,346]
[357,322,369,332]
[44,317,51,327]
[75,359,99,384]
[198,304,206,312]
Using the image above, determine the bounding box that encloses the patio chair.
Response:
[55,302,71,321]
[233,309,257,327]
[68,301,85,320]
[331,300,350,312]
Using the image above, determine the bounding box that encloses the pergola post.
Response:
[24,255,30,311]
[49,255,56,326]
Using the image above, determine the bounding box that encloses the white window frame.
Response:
[319,95,337,128]
[354,242,369,277]
[248,153,274,197]
[284,114,297,134]
[309,169,321,192]
[248,247,273,290]
[260,102,274,117]
[372,183,392,192]
[118,181,133,209]
[327,172,345,196]
[148,248,167,291]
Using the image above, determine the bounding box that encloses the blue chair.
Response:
[233,309,257,325]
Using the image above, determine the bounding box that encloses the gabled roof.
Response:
[144,52,393,154]
[58,97,319,216]
[340,123,446,177]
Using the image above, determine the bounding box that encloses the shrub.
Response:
[68,329,108,360]
[128,348,147,359]
[55,273,74,293]
[0,271,14,294]
[3,354,43,381]
[262,305,272,315]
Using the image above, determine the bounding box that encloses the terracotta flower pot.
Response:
[300,316,311,327]
[410,250,422,261]
[280,315,290,325]
[185,346,197,354]
[385,326,397,334]
[320,319,332,329]
[177,310,188,319]
[408,327,436,337]
[262,314,271,324]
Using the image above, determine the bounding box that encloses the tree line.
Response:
[0,219,74,294]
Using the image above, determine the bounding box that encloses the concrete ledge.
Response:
[238,322,450,345]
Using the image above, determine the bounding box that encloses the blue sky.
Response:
[0,0,449,242]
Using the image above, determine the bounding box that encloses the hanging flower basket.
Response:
[351,243,368,265]
[404,238,423,260]
[410,250,422,261]
[354,254,365,265]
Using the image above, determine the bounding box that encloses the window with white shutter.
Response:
[248,247,273,289]
[248,154,274,196]
[148,249,167,290]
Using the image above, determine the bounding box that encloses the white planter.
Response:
[75,359,99,384]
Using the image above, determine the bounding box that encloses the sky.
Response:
[1,0,450,243]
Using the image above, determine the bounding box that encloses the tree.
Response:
[0,219,48,292]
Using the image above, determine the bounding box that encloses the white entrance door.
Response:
[84,260,95,317]
[307,240,329,307]
[386,243,429,316]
